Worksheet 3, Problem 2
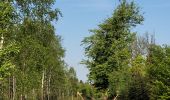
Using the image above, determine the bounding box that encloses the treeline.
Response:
[82,0,170,100]
[0,0,89,100]
[1,0,170,100]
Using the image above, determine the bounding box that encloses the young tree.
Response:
[128,55,149,100]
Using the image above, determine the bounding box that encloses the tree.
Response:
[128,55,149,100]
[0,0,19,80]
[82,0,144,98]
[0,2,20,99]
[0,0,69,99]
[147,45,170,100]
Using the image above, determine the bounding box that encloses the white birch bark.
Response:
[0,34,4,49]
[41,70,45,100]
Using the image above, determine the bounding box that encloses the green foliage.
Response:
[0,0,76,99]
[0,42,19,80]
[82,0,169,100]
[78,82,94,100]
[108,67,131,99]
[128,55,149,100]
[147,45,170,100]
[1,0,170,99]
[0,1,19,80]
[82,0,143,94]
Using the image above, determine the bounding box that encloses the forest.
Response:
[0,0,170,100]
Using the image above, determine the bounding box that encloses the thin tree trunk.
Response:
[12,76,15,100]
[25,94,27,100]
[77,92,84,100]
[0,34,4,49]
[41,69,45,100]
[62,92,64,100]
[20,94,23,100]
[47,73,51,100]
[72,93,73,100]
[8,77,11,99]
[113,94,118,100]
[47,78,48,100]
[32,88,35,100]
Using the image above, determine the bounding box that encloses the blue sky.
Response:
[54,0,170,82]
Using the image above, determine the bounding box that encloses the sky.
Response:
[54,0,170,82]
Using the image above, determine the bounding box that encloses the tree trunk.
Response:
[41,69,45,100]
[72,93,73,100]
[113,94,118,100]
[62,92,64,100]
[47,73,51,100]
[77,92,84,100]
[32,88,36,100]
[20,94,23,100]
[0,34,4,49]
[12,76,16,100]
[8,77,11,99]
